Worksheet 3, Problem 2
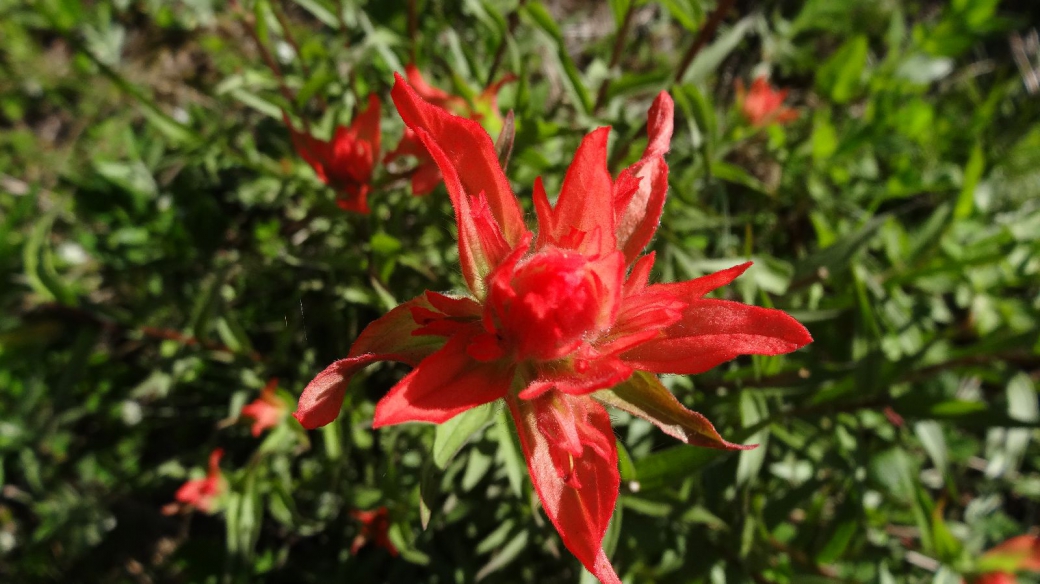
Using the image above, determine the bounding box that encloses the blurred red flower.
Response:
[240,378,286,437]
[293,76,811,583]
[737,75,798,127]
[283,94,381,213]
[350,507,398,556]
[164,448,225,515]
[385,64,514,196]
[968,535,1040,584]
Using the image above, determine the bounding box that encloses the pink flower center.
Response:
[487,248,605,362]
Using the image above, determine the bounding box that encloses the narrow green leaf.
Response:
[432,402,496,469]
[815,35,869,103]
[954,143,984,219]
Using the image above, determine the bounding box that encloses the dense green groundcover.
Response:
[2,0,1040,582]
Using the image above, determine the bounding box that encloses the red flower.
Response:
[350,507,399,556]
[164,448,226,515]
[293,75,812,583]
[241,378,287,437]
[283,94,381,213]
[385,64,514,196]
[736,76,798,127]
[968,535,1040,584]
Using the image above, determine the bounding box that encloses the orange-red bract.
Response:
[164,448,225,515]
[385,64,514,197]
[736,75,798,127]
[240,378,287,437]
[350,507,399,556]
[293,73,812,582]
[283,94,381,213]
[967,535,1040,584]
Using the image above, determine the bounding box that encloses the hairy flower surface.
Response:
[737,75,798,127]
[241,378,287,437]
[283,94,381,213]
[164,448,225,515]
[385,64,514,196]
[294,74,812,583]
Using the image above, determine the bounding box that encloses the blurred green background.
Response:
[2,0,1040,582]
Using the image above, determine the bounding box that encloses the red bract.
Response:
[385,64,514,196]
[737,76,798,127]
[283,94,381,213]
[164,448,225,515]
[350,507,399,556]
[967,535,1040,584]
[294,75,812,583]
[241,378,287,437]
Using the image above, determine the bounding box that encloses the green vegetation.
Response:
[2,0,1039,582]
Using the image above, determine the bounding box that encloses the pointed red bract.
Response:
[241,378,287,437]
[165,448,225,515]
[284,94,382,213]
[387,66,516,197]
[372,332,513,427]
[297,85,813,583]
[538,127,615,254]
[615,91,674,263]
[293,295,448,429]
[621,299,813,375]
[508,392,621,584]
[737,76,798,127]
[351,507,399,556]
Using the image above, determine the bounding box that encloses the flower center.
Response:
[487,248,604,361]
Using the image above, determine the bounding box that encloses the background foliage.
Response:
[2,0,1040,582]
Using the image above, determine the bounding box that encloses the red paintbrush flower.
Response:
[163,448,226,515]
[283,94,381,213]
[968,535,1040,584]
[736,75,798,127]
[240,378,287,437]
[350,507,399,556]
[385,64,514,196]
[293,75,812,583]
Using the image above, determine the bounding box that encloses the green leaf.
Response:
[682,17,754,84]
[661,0,704,32]
[815,518,857,565]
[792,212,889,285]
[292,0,339,28]
[815,35,869,104]
[914,421,948,473]
[607,0,631,28]
[954,143,984,219]
[24,212,76,305]
[711,161,770,196]
[811,108,839,162]
[633,445,724,491]
[735,392,769,487]
[523,2,562,42]
[432,402,496,469]
[494,408,525,498]
[523,2,593,113]
[475,529,529,581]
